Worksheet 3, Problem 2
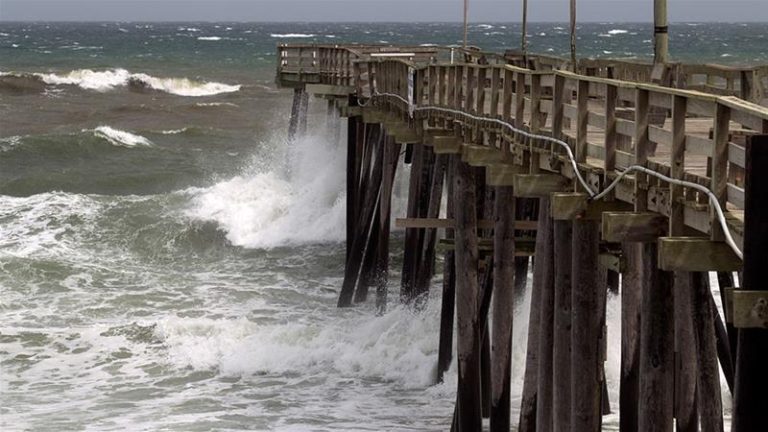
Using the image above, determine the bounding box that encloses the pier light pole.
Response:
[522,0,529,61]
[654,0,669,63]
[570,0,577,71]
[463,0,469,48]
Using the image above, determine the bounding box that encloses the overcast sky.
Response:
[1,0,767,22]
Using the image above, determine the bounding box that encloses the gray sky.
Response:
[1,0,767,22]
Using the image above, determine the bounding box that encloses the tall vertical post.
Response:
[375,137,401,314]
[463,0,469,49]
[518,197,552,432]
[536,207,556,432]
[570,219,602,431]
[638,241,675,431]
[654,0,669,63]
[490,186,516,432]
[288,87,305,142]
[437,156,457,382]
[454,157,482,431]
[552,219,573,431]
[620,243,642,432]
[569,0,577,71]
[521,0,529,62]
[732,135,768,431]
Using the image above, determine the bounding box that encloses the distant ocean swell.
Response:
[0,69,240,96]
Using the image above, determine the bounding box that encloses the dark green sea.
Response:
[1,22,759,431]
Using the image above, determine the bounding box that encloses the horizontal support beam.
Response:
[432,136,462,154]
[462,144,511,166]
[438,238,536,254]
[550,193,632,220]
[513,174,571,197]
[395,217,538,230]
[602,212,668,242]
[305,84,354,96]
[362,109,388,124]
[551,192,589,220]
[657,237,742,272]
[486,163,523,186]
[340,106,362,117]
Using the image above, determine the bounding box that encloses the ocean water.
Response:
[0,22,759,431]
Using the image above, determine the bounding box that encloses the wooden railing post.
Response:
[711,102,731,241]
[552,75,565,140]
[515,72,526,130]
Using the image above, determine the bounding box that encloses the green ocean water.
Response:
[0,22,757,431]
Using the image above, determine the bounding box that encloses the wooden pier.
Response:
[276,43,768,431]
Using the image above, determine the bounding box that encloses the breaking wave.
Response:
[0,69,240,96]
[187,133,347,249]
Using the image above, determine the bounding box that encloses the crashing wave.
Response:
[0,69,240,96]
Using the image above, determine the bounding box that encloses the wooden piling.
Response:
[490,185,516,432]
[288,87,304,143]
[690,272,724,432]
[620,244,641,432]
[338,124,384,307]
[374,137,402,313]
[401,143,426,302]
[414,154,447,305]
[732,135,768,432]
[673,271,699,432]
[638,242,675,431]
[518,196,551,432]
[552,219,572,431]
[437,155,456,382]
[453,157,482,432]
[570,219,602,431]
[535,213,556,432]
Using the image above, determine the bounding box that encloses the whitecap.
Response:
[159,128,188,135]
[270,33,317,38]
[0,135,23,152]
[476,24,493,29]
[197,36,222,41]
[608,29,628,35]
[194,102,239,107]
[88,126,153,148]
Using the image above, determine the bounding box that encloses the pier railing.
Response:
[278,43,768,252]
[277,43,768,104]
